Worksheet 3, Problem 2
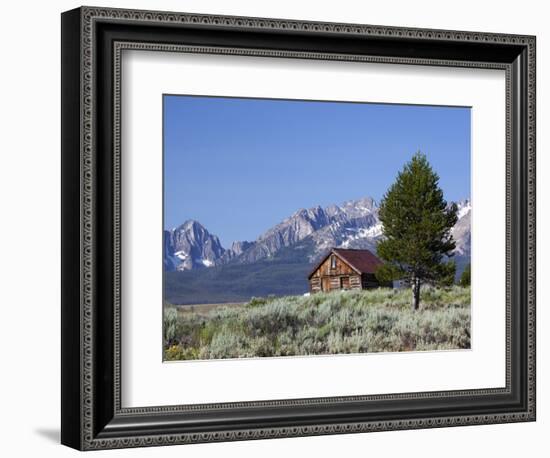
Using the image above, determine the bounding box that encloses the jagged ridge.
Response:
[164,197,470,272]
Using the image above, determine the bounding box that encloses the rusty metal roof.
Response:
[333,248,383,274]
[308,248,383,278]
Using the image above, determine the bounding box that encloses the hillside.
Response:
[164,286,471,360]
[164,259,312,305]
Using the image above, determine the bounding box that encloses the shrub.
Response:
[164,344,200,361]
[163,287,471,360]
[163,307,178,346]
[247,296,267,308]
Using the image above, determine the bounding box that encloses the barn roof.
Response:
[308,248,383,279]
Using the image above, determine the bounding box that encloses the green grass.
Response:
[163,286,471,361]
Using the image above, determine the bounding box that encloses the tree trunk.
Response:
[411,277,420,311]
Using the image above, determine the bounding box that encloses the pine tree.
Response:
[376,152,458,310]
[459,263,471,287]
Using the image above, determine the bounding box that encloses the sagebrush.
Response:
[164,286,470,360]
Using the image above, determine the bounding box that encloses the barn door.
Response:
[322,277,331,292]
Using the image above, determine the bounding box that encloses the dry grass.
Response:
[163,286,471,361]
[177,302,245,316]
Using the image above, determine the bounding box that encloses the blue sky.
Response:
[164,95,471,247]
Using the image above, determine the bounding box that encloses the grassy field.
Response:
[176,302,245,316]
[163,286,471,361]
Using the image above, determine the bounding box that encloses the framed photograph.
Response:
[61,6,536,450]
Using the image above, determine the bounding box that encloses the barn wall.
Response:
[310,253,367,292]
[349,275,362,290]
[309,277,321,293]
[310,254,356,278]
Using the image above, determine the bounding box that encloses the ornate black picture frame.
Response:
[61,6,536,450]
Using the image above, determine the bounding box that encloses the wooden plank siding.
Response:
[308,249,385,293]
[350,275,362,289]
[309,253,366,292]
[310,253,356,278]
[310,277,322,293]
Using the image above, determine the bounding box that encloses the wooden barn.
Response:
[308,248,389,293]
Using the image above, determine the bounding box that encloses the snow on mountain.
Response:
[164,196,471,271]
[456,199,471,220]
[164,220,226,271]
[340,223,383,249]
[452,199,471,256]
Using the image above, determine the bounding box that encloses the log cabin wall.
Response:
[311,254,356,278]
[310,277,321,293]
[350,275,362,289]
[309,253,363,292]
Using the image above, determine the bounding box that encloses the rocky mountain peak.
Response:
[164,196,471,271]
[452,200,471,256]
[455,199,471,219]
[165,220,226,271]
[230,240,254,256]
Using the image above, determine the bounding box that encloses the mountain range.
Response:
[164,196,471,273]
